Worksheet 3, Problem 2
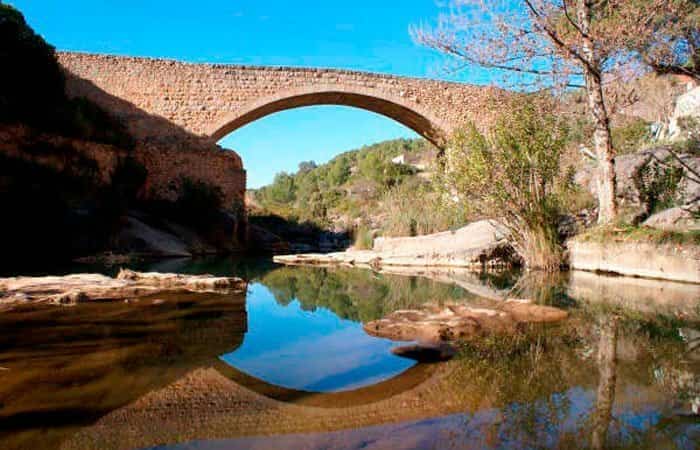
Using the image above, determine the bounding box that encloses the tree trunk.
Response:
[578,0,618,224]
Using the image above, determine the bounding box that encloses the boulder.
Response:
[363,300,568,345]
[115,216,191,257]
[161,219,219,255]
[567,239,700,284]
[643,206,699,232]
[668,86,700,140]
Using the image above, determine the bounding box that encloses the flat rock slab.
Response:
[0,269,247,308]
[274,220,515,270]
[364,300,568,344]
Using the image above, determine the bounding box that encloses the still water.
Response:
[0,257,698,450]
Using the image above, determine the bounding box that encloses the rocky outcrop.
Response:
[575,146,700,220]
[668,86,700,140]
[274,220,515,269]
[567,239,700,284]
[115,216,192,257]
[363,300,568,344]
[643,206,700,232]
[0,269,247,309]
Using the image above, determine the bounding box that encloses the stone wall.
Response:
[57,52,511,146]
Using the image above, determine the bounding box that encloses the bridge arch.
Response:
[207,85,450,147]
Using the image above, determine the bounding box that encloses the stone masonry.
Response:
[49,52,512,210]
[57,52,511,146]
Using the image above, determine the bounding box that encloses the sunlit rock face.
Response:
[0,269,247,308]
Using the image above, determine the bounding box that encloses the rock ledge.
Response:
[0,269,247,308]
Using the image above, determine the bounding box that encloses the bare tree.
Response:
[412,0,699,224]
[627,0,700,81]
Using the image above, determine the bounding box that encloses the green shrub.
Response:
[566,116,594,146]
[611,118,652,155]
[260,172,296,204]
[445,97,569,270]
[632,158,684,220]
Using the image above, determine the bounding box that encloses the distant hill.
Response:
[249,138,441,231]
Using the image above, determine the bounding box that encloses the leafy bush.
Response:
[611,118,652,154]
[260,172,296,204]
[632,158,684,220]
[445,97,569,270]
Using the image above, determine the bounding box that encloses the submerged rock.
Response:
[391,344,457,362]
[0,270,247,309]
[364,300,568,344]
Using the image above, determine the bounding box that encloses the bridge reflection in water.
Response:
[0,263,697,450]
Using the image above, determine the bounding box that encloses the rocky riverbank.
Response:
[274,220,516,270]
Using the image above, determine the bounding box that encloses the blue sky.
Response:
[12,0,494,187]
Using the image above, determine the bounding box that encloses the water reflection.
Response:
[0,257,697,450]
[220,283,416,392]
[0,290,248,450]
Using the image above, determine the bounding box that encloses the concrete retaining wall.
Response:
[568,239,700,284]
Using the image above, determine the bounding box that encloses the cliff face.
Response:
[0,124,248,264]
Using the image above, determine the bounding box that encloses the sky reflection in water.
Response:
[219,282,415,392]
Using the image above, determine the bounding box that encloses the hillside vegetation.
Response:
[250,138,470,238]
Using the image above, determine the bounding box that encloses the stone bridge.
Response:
[57,52,509,148]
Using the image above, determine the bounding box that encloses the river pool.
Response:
[0,257,698,450]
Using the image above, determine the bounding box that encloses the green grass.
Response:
[576,224,700,246]
[353,226,374,250]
